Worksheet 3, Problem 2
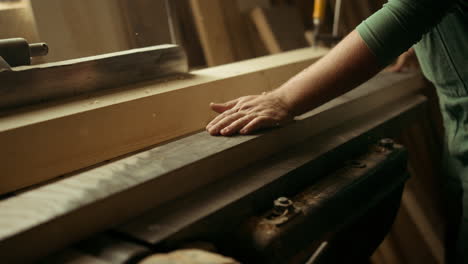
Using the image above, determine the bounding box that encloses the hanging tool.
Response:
[312,0,342,46]
[312,0,327,46]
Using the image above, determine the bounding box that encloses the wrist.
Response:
[268,89,297,117]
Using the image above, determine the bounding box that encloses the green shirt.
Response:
[357,0,467,97]
[357,1,468,262]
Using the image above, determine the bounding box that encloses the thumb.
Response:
[210,99,238,113]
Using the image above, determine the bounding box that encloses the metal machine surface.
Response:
[234,140,406,263]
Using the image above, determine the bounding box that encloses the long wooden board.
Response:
[0,47,327,195]
[0,72,427,263]
[0,45,187,110]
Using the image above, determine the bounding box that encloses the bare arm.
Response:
[207,0,456,136]
[273,30,382,116]
[206,30,383,136]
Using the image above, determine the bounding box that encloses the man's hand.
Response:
[206,92,293,136]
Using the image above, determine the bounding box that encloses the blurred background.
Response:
[0,1,443,263]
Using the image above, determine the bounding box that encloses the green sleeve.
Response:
[356,0,457,66]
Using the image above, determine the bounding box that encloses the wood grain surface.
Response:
[29,0,131,62]
[251,6,309,54]
[0,47,326,196]
[0,71,426,263]
[190,0,237,66]
[119,0,174,48]
[0,44,187,110]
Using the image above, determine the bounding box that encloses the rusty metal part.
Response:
[235,142,408,264]
[265,197,298,226]
[379,138,395,150]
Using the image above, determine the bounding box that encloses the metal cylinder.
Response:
[0,38,49,67]
[0,38,31,67]
[29,42,49,57]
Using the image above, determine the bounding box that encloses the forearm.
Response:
[271,30,383,116]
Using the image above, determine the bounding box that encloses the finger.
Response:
[206,107,238,130]
[220,115,256,136]
[240,116,274,135]
[208,112,244,135]
[210,98,239,114]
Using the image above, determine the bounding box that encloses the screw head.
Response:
[273,197,293,213]
[379,138,394,149]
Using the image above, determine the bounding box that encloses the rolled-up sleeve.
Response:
[357,0,457,66]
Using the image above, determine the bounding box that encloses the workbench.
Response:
[0,46,429,263]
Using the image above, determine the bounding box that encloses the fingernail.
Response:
[240,129,247,134]
[221,128,229,134]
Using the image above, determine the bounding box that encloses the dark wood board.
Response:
[0,44,187,110]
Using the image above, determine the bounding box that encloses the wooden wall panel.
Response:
[29,0,131,62]
[251,6,309,54]
[173,0,206,67]
[190,0,264,66]
[190,0,236,66]
[119,0,173,48]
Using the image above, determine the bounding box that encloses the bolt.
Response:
[379,138,395,149]
[273,197,293,215]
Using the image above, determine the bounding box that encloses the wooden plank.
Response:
[173,0,206,67]
[236,0,271,57]
[116,96,420,246]
[0,47,327,195]
[189,0,260,64]
[250,6,309,54]
[0,72,426,263]
[0,45,187,110]
[29,0,131,62]
[118,0,173,48]
[237,0,271,12]
[221,0,255,61]
[189,0,236,66]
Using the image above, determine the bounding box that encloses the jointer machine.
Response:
[0,40,429,263]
